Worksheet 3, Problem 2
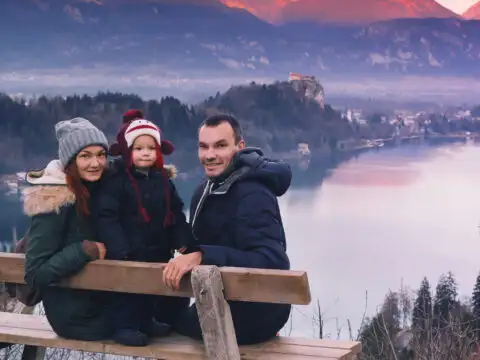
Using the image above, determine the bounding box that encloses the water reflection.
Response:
[281,141,480,339]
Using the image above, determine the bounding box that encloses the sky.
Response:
[437,0,477,14]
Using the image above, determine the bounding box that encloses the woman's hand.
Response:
[95,242,106,260]
[81,240,106,260]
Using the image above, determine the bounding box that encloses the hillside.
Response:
[0,0,271,69]
[2,81,480,174]
[279,0,457,24]
[0,82,356,173]
[220,0,282,22]
[0,1,479,76]
[221,0,458,24]
[463,1,480,19]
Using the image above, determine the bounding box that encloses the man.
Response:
[162,114,292,345]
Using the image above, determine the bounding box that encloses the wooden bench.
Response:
[0,253,361,359]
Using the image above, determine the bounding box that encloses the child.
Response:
[92,112,193,346]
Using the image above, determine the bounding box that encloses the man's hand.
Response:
[163,252,202,291]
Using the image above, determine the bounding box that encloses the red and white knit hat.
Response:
[109,109,174,157]
[124,119,161,148]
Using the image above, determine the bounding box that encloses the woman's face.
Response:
[75,145,107,182]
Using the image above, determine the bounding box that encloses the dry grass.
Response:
[303,285,480,360]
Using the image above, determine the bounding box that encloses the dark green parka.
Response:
[23,160,113,341]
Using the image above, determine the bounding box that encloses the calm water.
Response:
[2,141,480,340]
[280,141,480,339]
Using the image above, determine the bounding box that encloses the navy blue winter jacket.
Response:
[189,147,292,329]
[91,161,193,262]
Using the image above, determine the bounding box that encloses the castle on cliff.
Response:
[288,72,325,109]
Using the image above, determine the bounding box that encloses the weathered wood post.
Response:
[20,305,45,360]
[191,265,240,360]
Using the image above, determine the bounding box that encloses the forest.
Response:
[0,82,353,173]
[1,81,479,174]
[357,271,480,359]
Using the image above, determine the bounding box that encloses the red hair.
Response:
[65,162,90,217]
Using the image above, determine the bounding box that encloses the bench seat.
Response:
[0,312,361,359]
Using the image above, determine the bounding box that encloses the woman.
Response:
[23,117,112,341]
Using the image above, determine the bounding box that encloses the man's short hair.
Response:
[200,114,243,144]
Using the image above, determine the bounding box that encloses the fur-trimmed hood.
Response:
[22,159,178,217]
[162,164,177,179]
[22,160,75,217]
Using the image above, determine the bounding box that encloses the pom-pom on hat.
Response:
[109,109,145,157]
[123,109,144,123]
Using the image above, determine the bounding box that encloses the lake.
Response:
[1,140,479,341]
[278,140,480,340]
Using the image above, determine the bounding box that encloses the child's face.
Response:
[131,135,157,168]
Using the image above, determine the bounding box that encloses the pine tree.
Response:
[472,271,480,338]
[434,271,458,328]
[381,291,401,334]
[358,292,401,359]
[412,277,433,331]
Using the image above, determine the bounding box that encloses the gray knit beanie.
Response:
[55,117,109,168]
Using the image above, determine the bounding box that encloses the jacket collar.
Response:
[25,159,66,185]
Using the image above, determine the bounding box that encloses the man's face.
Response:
[198,122,245,177]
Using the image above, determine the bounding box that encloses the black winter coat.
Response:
[92,162,193,262]
[189,147,292,336]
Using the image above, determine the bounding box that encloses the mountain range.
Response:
[464,2,480,19]
[1,0,479,78]
[221,0,460,24]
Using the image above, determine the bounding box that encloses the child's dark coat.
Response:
[91,161,193,263]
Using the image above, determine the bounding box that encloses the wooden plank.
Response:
[191,266,240,360]
[0,253,311,305]
[0,325,354,360]
[240,347,354,360]
[220,266,311,305]
[1,312,361,357]
[241,341,358,359]
[0,325,204,360]
[269,337,362,354]
[20,306,45,360]
[0,313,358,359]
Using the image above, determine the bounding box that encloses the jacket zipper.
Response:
[191,180,213,232]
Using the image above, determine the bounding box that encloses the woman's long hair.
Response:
[65,161,91,216]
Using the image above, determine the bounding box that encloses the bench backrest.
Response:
[0,253,311,305]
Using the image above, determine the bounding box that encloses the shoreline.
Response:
[260,132,474,163]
